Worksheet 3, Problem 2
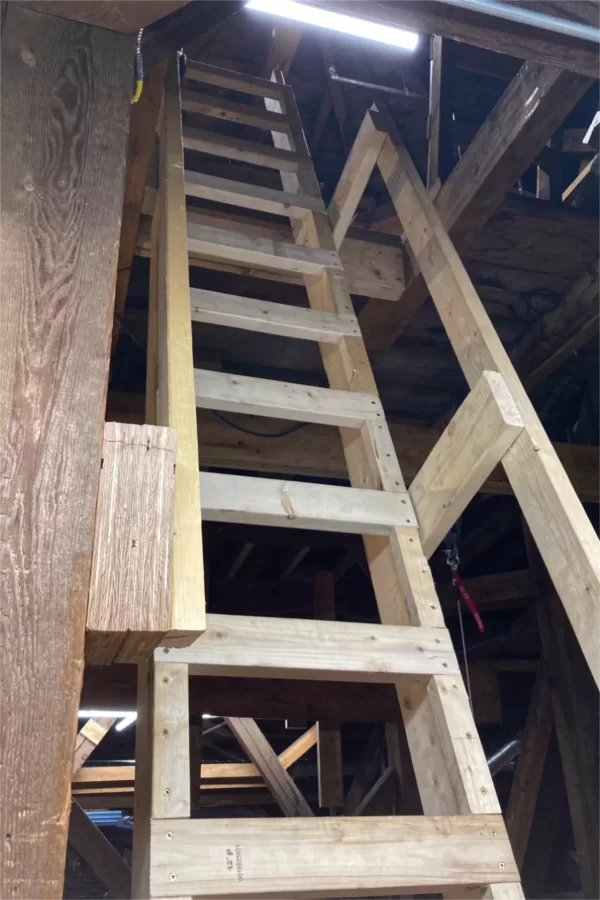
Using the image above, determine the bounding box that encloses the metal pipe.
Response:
[442,0,600,44]
[486,735,522,776]
[328,67,427,100]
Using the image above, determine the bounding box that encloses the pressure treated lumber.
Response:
[183,126,306,171]
[0,9,132,897]
[199,472,417,533]
[154,57,205,634]
[69,800,131,900]
[185,57,286,98]
[190,287,358,342]
[194,369,385,427]
[410,371,523,557]
[73,718,117,776]
[184,169,325,217]
[187,220,341,275]
[149,815,518,897]
[86,423,177,663]
[358,62,592,349]
[181,90,290,132]
[328,109,387,248]
[225,717,313,817]
[377,115,600,688]
[157,613,458,680]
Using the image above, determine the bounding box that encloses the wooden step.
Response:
[190,288,357,343]
[199,472,416,533]
[187,221,342,276]
[157,613,458,679]
[181,90,291,133]
[185,59,286,100]
[183,126,306,171]
[184,170,325,217]
[194,369,383,428]
[149,815,518,898]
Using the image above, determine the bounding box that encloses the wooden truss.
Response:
[129,50,600,899]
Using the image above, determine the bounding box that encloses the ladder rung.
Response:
[182,90,291,133]
[187,222,342,276]
[194,369,383,428]
[184,170,325,217]
[190,288,357,343]
[199,472,417,533]
[185,58,286,100]
[148,816,518,897]
[157,613,459,679]
[183,126,307,172]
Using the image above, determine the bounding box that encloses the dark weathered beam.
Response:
[1,8,132,898]
[26,0,188,32]
[359,61,592,349]
[319,1,599,77]
[68,801,131,899]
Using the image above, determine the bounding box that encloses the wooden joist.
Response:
[185,58,286,98]
[73,718,117,776]
[149,815,519,897]
[199,472,417,534]
[156,613,458,680]
[187,221,342,275]
[184,170,325,217]
[86,423,177,664]
[194,369,384,428]
[410,371,524,557]
[190,288,358,343]
[377,115,600,686]
[225,717,314,817]
[69,801,131,900]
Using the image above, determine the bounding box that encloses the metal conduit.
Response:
[442,0,600,44]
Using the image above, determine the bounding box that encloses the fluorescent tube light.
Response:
[246,0,418,50]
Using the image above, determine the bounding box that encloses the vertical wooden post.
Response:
[0,8,132,897]
[313,572,344,810]
[155,55,206,635]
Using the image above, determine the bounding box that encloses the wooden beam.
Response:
[86,423,176,663]
[426,35,443,192]
[262,23,304,78]
[184,170,325,217]
[353,766,395,816]
[376,114,600,687]
[316,1,599,77]
[149,815,518,897]
[113,59,167,350]
[0,9,132,897]
[225,717,313,817]
[328,108,387,248]
[562,151,599,205]
[27,1,188,31]
[68,800,131,899]
[514,263,600,391]
[313,572,343,810]
[199,472,417,534]
[154,57,205,635]
[410,371,523,557]
[73,718,117,776]
[157,613,458,680]
[359,63,592,349]
[505,663,553,871]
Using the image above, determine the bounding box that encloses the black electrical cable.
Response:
[211,409,309,439]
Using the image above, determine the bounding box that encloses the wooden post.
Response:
[0,7,132,897]
[313,572,344,810]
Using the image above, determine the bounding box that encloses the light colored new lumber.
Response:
[183,125,306,171]
[199,472,417,534]
[73,718,116,776]
[185,58,286,99]
[328,107,387,248]
[410,371,524,557]
[181,90,291,133]
[86,423,177,664]
[194,369,385,428]
[225,717,314,817]
[69,800,131,900]
[149,815,518,897]
[190,287,358,343]
[156,57,205,635]
[156,613,458,680]
[184,169,325,217]
[187,220,341,276]
[377,113,600,687]
[153,662,190,819]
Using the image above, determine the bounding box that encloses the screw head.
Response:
[499,862,506,870]
[169,873,177,882]
[164,787,171,796]
[166,832,173,840]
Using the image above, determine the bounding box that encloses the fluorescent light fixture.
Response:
[246,0,418,50]
[115,712,138,732]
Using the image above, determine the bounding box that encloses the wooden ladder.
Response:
[134,54,523,900]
